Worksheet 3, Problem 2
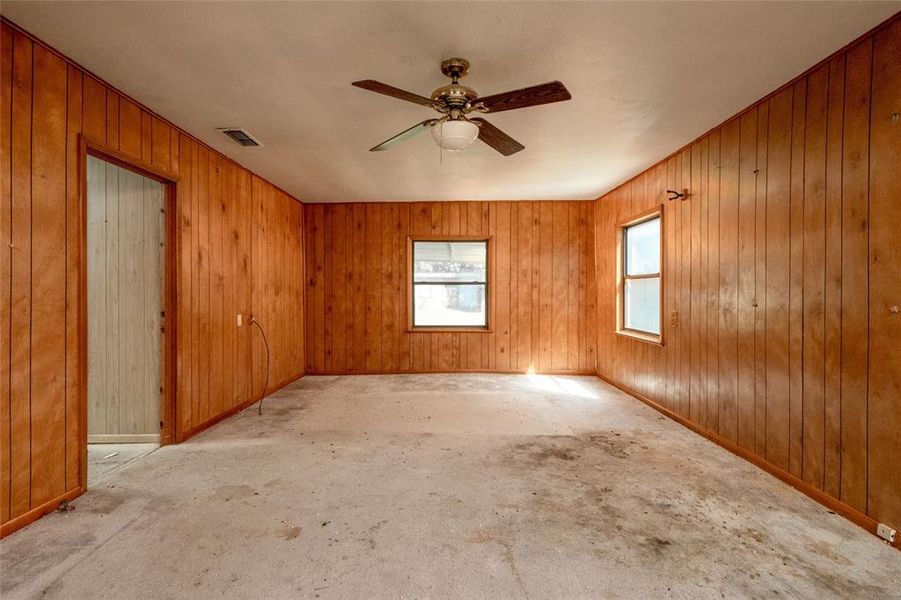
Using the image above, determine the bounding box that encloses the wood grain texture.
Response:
[867,17,901,531]
[5,26,33,523]
[839,38,872,515]
[0,23,12,524]
[595,16,901,532]
[0,20,305,533]
[304,201,595,374]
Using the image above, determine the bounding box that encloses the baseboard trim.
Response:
[595,373,899,551]
[88,434,161,444]
[1,486,84,539]
[306,369,597,376]
[176,372,305,443]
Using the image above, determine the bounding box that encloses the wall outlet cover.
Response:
[876,523,896,543]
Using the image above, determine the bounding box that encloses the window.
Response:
[618,211,662,343]
[410,239,488,329]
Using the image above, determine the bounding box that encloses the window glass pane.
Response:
[413,241,486,283]
[624,277,660,335]
[413,284,486,327]
[625,217,660,276]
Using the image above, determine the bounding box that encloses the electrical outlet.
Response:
[876,523,896,543]
[237,313,243,327]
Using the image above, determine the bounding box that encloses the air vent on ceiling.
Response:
[218,128,262,147]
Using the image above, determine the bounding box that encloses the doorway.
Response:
[85,154,166,484]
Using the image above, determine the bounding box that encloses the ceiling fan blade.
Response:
[476,81,571,113]
[352,80,435,107]
[369,119,437,151]
[470,118,525,156]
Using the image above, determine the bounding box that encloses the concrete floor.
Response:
[87,444,159,485]
[1,374,898,599]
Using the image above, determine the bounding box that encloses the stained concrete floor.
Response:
[1,374,898,599]
[87,443,159,485]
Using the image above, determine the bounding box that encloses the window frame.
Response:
[615,206,665,345]
[407,235,493,333]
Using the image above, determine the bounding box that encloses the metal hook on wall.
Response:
[666,189,688,201]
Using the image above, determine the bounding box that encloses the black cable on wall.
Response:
[248,315,271,415]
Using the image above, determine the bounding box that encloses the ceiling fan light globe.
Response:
[430,120,479,152]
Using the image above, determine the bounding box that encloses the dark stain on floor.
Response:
[492,430,898,597]
[79,488,127,514]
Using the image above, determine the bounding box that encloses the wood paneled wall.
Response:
[304,201,596,374]
[250,175,305,398]
[595,16,901,532]
[173,139,304,442]
[0,21,305,534]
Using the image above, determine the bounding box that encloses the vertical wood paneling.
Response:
[706,131,721,433]
[8,28,33,521]
[118,98,140,160]
[718,119,740,442]
[552,202,568,371]
[304,200,595,374]
[197,147,210,422]
[105,89,118,150]
[867,18,901,530]
[764,87,793,471]
[82,76,105,144]
[365,204,381,371]
[379,203,392,370]
[664,159,677,412]
[689,144,702,424]
[496,202,512,370]
[567,203,579,372]
[251,179,303,398]
[2,22,305,535]
[788,78,807,479]
[64,64,81,490]
[584,200,598,374]
[29,44,67,508]
[678,151,691,419]
[516,203,532,370]
[823,56,845,499]
[0,23,13,523]
[176,134,193,434]
[208,156,223,421]
[754,100,769,457]
[802,65,828,490]
[839,39,871,514]
[696,141,708,428]
[352,204,366,371]
[222,164,235,410]
[595,15,901,534]
[737,108,757,451]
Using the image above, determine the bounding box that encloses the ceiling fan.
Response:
[352,58,571,156]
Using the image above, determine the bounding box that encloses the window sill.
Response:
[616,328,663,346]
[408,327,493,334]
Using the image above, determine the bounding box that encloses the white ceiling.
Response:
[3,1,898,203]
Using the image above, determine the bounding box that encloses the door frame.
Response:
[77,135,179,491]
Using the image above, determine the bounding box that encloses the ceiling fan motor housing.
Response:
[431,83,478,109]
[433,58,478,110]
